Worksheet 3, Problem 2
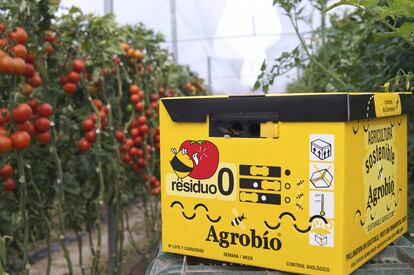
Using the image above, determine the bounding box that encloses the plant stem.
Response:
[16,151,29,275]
[289,9,348,90]
[74,229,86,275]
[51,132,74,275]
[29,172,52,275]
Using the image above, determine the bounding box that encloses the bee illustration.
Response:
[231,208,246,229]
[170,147,198,179]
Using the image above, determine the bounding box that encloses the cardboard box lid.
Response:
[161,92,412,122]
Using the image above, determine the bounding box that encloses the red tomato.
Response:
[129,84,139,94]
[93,99,104,110]
[14,27,28,44]
[44,31,56,43]
[120,144,129,154]
[123,154,132,164]
[30,74,43,88]
[82,118,95,132]
[11,130,31,150]
[139,125,148,134]
[135,102,144,112]
[13,103,32,123]
[114,130,125,143]
[23,63,35,77]
[130,94,140,103]
[0,164,13,178]
[151,102,158,110]
[36,131,52,144]
[13,57,26,75]
[138,90,145,99]
[133,136,142,146]
[67,71,80,83]
[150,94,159,102]
[72,59,85,73]
[0,135,12,153]
[63,83,76,94]
[138,116,147,125]
[45,44,54,55]
[125,138,134,148]
[130,147,140,156]
[85,130,96,143]
[145,109,152,119]
[179,140,219,179]
[79,138,91,152]
[130,128,140,138]
[150,176,157,185]
[0,55,14,74]
[34,118,50,132]
[36,103,53,117]
[137,157,145,167]
[11,44,27,58]
[4,178,16,192]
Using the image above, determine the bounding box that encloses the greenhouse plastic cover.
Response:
[59,0,343,94]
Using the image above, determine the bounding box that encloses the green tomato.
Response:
[126,104,133,113]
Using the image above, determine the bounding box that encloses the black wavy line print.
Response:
[363,122,369,132]
[170,201,221,223]
[352,123,360,135]
[355,204,377,226]
[386,188,402,211]
[264,212,328,233]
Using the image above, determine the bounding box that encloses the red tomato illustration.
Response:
[179,140,219,179]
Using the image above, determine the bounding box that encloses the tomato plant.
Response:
[0,1,209,274]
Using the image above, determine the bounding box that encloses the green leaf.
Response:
[396,22,414,40]
[253,80,261,91]
[326,0,359,12]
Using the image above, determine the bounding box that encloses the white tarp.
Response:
[59,0,340,94]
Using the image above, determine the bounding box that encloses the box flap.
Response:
[161,92,412,122]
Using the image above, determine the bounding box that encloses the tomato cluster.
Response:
[43,31,57,55]
[0,101,53,153]
[0,163,15,192]
[183,80,205,95]
[79,99,108,152]
[121,42,143,61]
[143,174,160,195]
[115,115,149,170]
[61,59,86,95]
[0,25,42,97]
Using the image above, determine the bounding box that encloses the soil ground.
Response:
[30,204,151,275]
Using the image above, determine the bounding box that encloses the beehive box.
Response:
[159,92,411,274]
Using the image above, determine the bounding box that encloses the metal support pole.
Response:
[104,0,114,14]
[170,0,179,62]
[207,56,212,91]
[103,2,116,274]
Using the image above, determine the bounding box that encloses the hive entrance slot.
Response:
[209,112,278,138]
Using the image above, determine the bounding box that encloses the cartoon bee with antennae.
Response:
[231,208,247,230]
[170,140,219,180]
[170,147,198,179]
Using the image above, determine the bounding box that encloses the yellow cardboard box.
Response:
[160,92,411,274]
